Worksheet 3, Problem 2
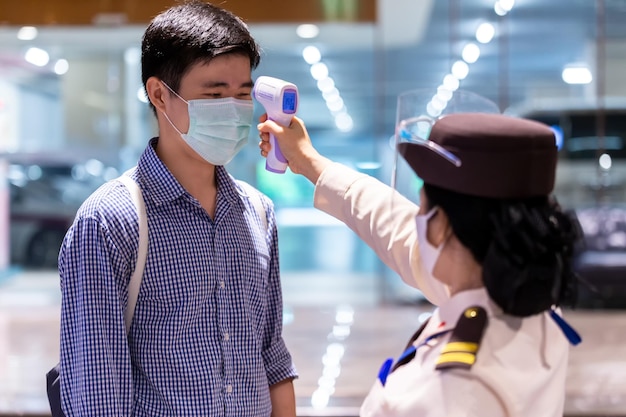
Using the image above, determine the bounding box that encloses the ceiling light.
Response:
[17,26,38,40]
[462,43,481,64]
[426,102,442,118]
[561,65,592,84]
[436,86,453,101]
[599,153,612,170]
[494,2,507,16]
[310,62,329,80]
[54,59,69,75]
[303,45,321,64]
[430,95,447,111]
[499,0,515,12]
[297,24,320,39]
[476,23,495,43]
[443,74,460,91]
[335,113,354,132]
[451,61,469,80]
[24,47,49,67]
[322,87,340,102]
[317,375,336,388]
[326,97,344,112]
[311,389,330,409]
[317,77,335,93]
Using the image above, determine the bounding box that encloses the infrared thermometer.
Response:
[252,76,299,173]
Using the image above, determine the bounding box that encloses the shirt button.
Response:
[220,281,225,289]
[224,333,230,341]
[226,385,233,393]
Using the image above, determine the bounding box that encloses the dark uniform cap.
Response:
[398,113,558,199]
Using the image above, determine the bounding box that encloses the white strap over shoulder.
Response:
[116,173,148,334]
[239,181,268,232]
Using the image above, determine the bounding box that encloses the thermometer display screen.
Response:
[282,90,297,113]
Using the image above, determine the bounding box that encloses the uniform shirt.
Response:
[58,138,297,416]
[313,162,570,417]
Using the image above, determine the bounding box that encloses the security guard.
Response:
[258,97,582,417]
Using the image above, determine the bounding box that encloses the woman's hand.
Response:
[257,115,332,184]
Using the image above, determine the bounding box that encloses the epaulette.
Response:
[435,305,488,371]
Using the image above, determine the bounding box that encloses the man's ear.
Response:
[145,77,167,113]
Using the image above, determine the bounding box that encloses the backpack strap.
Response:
[116,172,148,334]
[45,171,148,416]
[435,306,488,371]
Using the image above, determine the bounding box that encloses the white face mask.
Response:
[161,82,253,166]
[415,206,445,282]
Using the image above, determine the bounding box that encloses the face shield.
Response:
[391,89,500,205]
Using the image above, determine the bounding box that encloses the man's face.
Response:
[167,53,254,133]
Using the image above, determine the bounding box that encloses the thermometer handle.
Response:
[266,130,288,173]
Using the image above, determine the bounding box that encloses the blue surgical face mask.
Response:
[161,82,253,166]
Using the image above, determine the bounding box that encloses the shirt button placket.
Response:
[214,229,233,404]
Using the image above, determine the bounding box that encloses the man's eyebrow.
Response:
[202,80,254,88]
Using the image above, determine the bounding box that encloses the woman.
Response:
[257,101,581,416]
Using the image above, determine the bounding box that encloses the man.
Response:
[58,2,297,415]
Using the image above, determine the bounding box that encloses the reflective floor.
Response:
[0,269,625,417]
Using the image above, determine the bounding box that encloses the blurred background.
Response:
[1,0,626,416]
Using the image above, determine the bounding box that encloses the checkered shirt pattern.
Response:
[57,138,297,416]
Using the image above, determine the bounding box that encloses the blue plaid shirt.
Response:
[58,138,297,416]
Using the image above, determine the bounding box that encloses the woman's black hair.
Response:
[141,1,261,115]
[423,183,582,317]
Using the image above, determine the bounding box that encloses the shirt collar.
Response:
[430,287,503,332]
[136,137,245,208]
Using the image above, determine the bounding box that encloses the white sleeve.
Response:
[313,162,449,305]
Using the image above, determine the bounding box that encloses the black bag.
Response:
[45,173,148,416]
[46,364,64,416]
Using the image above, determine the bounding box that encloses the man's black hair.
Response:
[141,1,261,114]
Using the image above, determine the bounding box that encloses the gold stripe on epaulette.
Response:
[440,342,478,354]
[435,352,476,366]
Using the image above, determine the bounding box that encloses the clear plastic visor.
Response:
[391,89,501,203]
